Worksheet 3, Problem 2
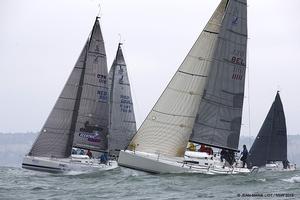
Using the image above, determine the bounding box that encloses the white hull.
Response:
[118,150,256,175]
[22,155,118,173]
[263,162,296,172]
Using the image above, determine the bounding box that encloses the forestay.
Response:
[190,0,248,151]
[247,92,287,167]
[108,44,137,154]
[128,0,234,157]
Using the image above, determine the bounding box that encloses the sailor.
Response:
[206,146,213,155]
[227,150,235,166]
[187,143,196,151]
[220,149,234,165]
[282,160,290,169]
[199,144,206,152]
[86,149,93,158]
[220,149,226,162]
[100,152,108,164]
[240,145,248,168]
[71,148,77,155]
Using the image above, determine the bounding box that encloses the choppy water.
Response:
[0,166,299,200]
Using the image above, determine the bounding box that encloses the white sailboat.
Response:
[22,17,117,173]
[118,0,257,174]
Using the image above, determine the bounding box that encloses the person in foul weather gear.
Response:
[240,145,248,168]
[100,152,108,164]
[282,160,290,169]
[86,149,93,158]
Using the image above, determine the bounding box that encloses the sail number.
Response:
[120,95,133,113]
[97,90,108,102]
[232,66,244,81]
[97,74,107,84]
[231,56,245,66]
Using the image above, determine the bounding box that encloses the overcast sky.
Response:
[1,0,300,137]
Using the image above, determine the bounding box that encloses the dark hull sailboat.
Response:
[247,92,296,171]
[22,17,118,173]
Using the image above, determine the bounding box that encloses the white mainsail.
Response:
[128,0,239,157]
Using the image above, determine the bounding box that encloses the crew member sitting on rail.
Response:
[199,144,213,155]
[187,143,196,151]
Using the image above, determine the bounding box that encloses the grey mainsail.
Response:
[108,44,136,154]
[128,0,244,157]
[29,17,108,157]
[72,18,109,152]
[190,0,247,151]
[247,92,287,167]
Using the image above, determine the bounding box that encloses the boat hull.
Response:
[263,162,296,172]
[118,150,193,173]
[118,150,253,174]
[22,155,118,173]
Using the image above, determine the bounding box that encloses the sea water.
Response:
[0,166,299,200]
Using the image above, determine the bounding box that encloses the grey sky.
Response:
[0,0,299,137]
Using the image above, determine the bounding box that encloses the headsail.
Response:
[190,0,248,151]
[108,44,137,154]
[72,17,109,152]
[128,0,235,157]
[247,92,287,167]
[29,17,108,158]
[28,41,89,158]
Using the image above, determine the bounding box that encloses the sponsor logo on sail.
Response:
[79,121,103,143]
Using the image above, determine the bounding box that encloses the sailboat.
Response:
[118,0,255,174]
[22,17,118,173]
[247,92,296,171]
[108,43,137,157]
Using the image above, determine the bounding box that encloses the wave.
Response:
[63,170,94,176]
[282,176,300,183]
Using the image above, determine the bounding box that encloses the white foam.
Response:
[258,178,266,182]
[64,170,92,176]
[282,176,300,183]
